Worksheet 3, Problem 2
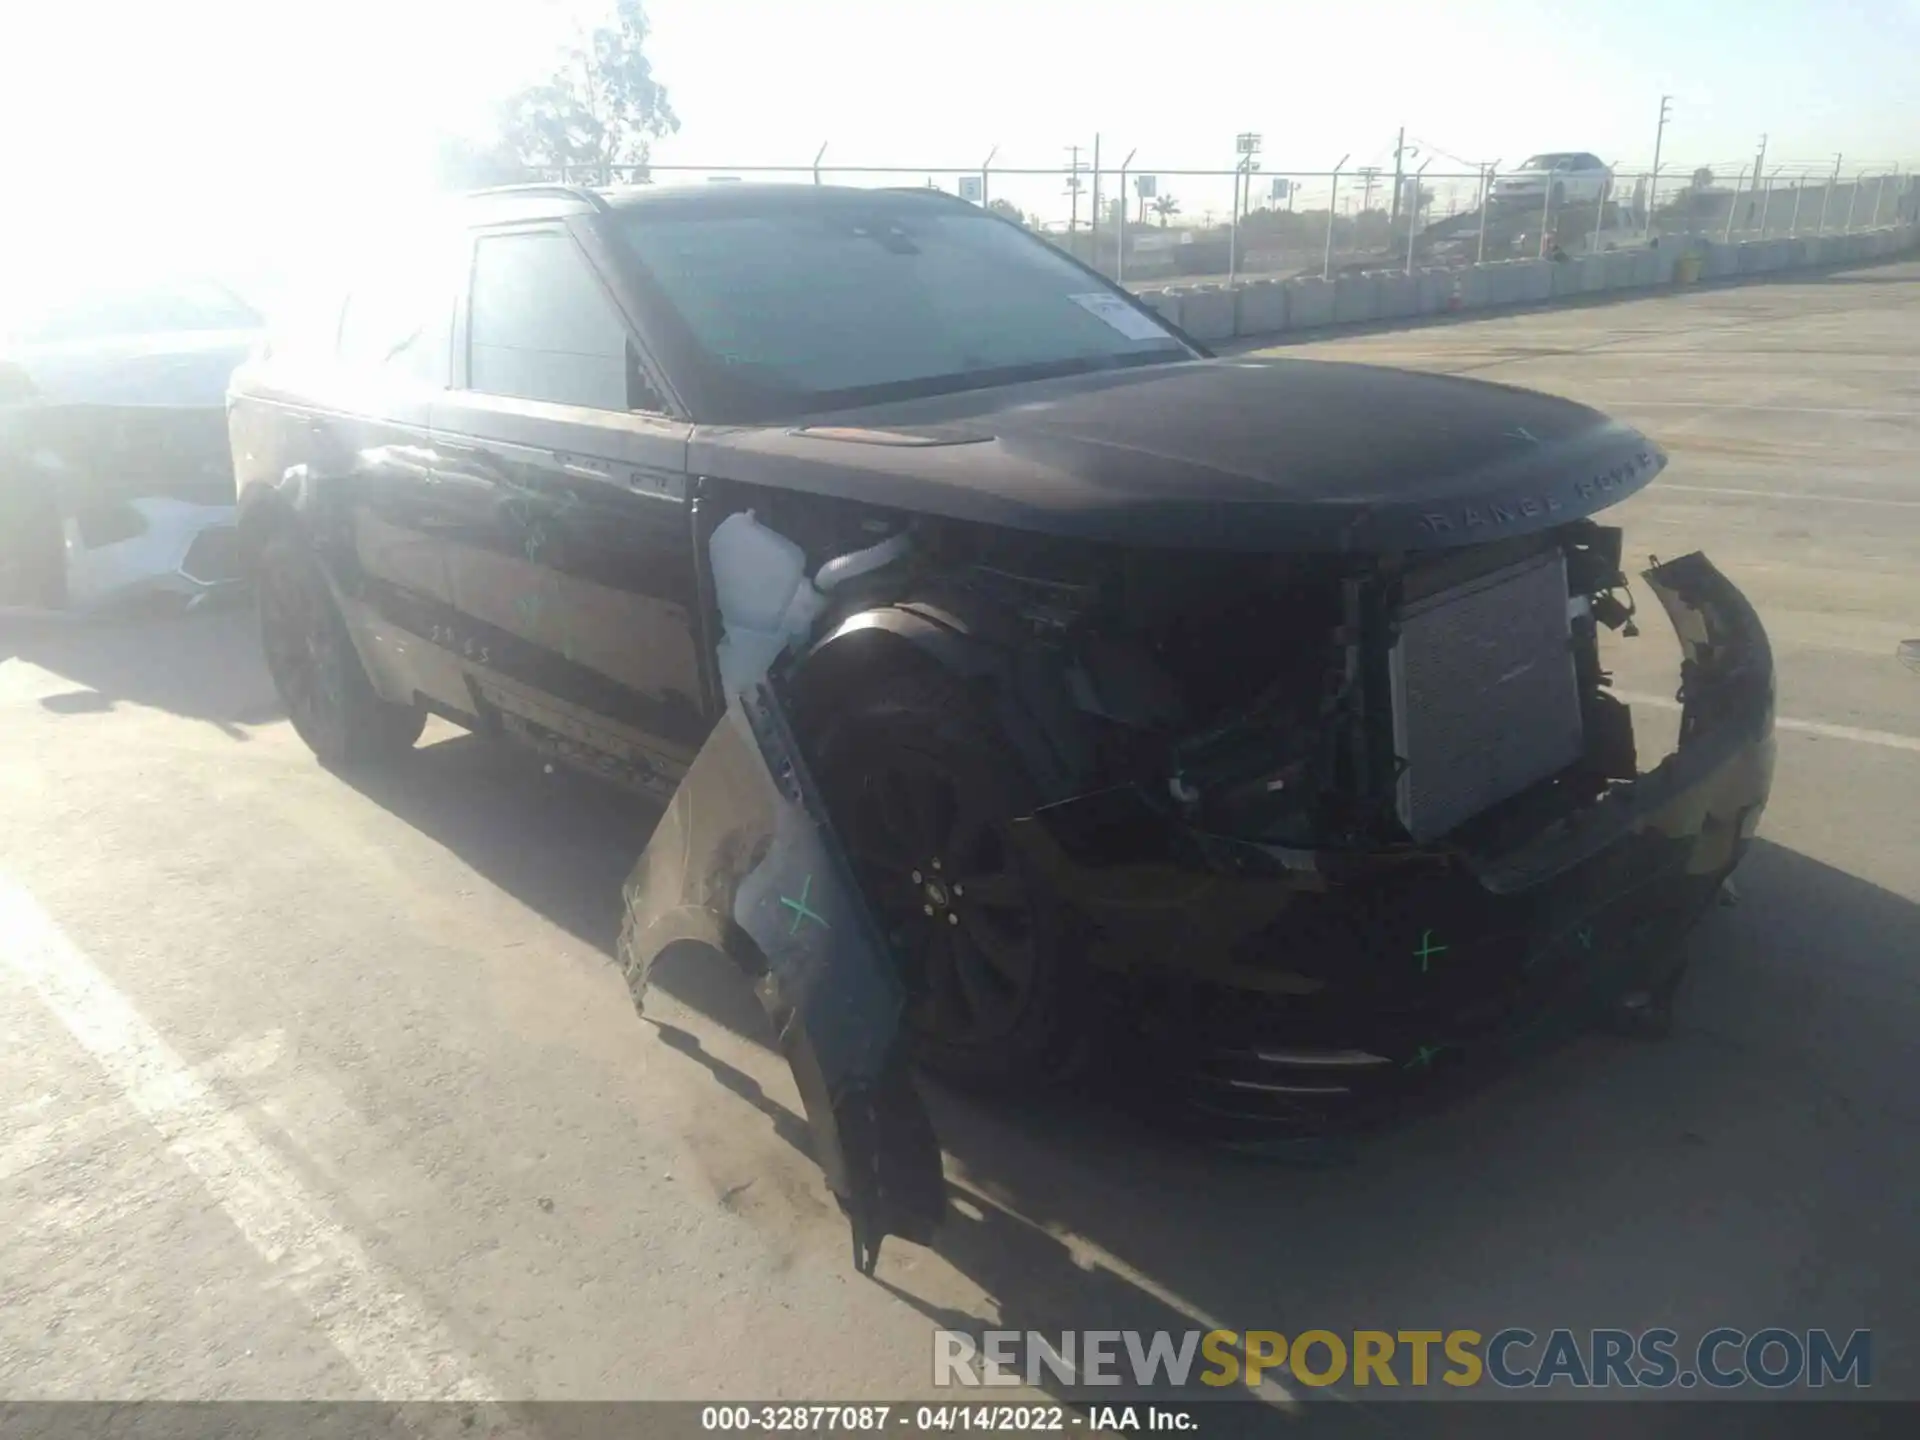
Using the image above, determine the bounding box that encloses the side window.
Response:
[336,256,452,388]
[262,290,345,367]
[468,231,634,411]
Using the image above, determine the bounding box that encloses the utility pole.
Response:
[1091,134,1102,264]
[1645,94,1673,238]
[1065,144,1082,235]
[1389,127,1406,225]
[1749,134,1767,234]
[1359,167,1380,216]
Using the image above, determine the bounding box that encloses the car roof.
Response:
[462,181,974,226]
[602,182,971,217]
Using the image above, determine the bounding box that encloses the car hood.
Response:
[690,357,1665,553]
[1,329,258,408]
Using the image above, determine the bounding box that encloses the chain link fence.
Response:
[551,151,1918,291]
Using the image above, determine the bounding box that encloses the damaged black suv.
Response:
[229,182,1775,1274]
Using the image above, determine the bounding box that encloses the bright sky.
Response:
[2,0,1915,298]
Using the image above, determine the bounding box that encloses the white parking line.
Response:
[1653,484,1920,508]
[1623,403,1918,418]
[1615,691,1920,753]
[0,876,505,1403]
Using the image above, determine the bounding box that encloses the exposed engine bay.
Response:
[731,488,1651,861]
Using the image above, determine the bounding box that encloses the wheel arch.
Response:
[792,601,1095,805]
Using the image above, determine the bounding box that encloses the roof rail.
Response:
[877,186,974,204]
[462,182,612,213]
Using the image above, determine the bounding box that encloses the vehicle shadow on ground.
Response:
[330,718,1920,1405]
[0,601,277,738]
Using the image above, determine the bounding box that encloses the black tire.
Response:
[806,666,1090,1090]
[256,529,424,767]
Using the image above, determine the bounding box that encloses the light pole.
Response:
[1231,132,1261,285]
[1645,95,1673,238]
[1477,160,1499,264]
[1591,160,1614,254]
[1322,154,1350,280]
[1723,163,1750,243]
[1758,165,1783,234]
[1064,145,1085,236]
[1405,158,1431,274]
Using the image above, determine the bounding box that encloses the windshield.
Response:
[1518,154,1576,172]
[614,193,1188,421]
[4,275,261,346]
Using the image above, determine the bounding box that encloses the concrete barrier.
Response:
[1176,285,1237,342]
[1288,277,1335,329]
[1603,251,1642,290]
[1234,279,1289,337]
[1553,254,1608,298]
[1333,272,1382,325]
[1454,265,1495,311]
[1418,268,1459,316]
[1139,288,1181,326]
[1695,242,1735,281]
[1162,218,1914,344]
[1513,259,1553,303]
[1373,272,1418,322]
[1473,260,1523,308]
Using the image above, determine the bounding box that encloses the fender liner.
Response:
[797,596,1095,803]
[619,681,946,1274]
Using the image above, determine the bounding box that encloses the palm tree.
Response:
[1149,194,1181,227]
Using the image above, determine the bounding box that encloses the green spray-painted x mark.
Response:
[1415,929,1448,973]
[780,874,830,935]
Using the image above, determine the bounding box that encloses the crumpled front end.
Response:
[619,493,1772,1266]
[2,399,242,613]
[1011,550,1774,1138]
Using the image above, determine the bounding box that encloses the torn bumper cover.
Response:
[1012,550,1775,1136]
[619,683,945,1274]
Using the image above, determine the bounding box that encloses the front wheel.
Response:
[807,667,1091,1089]
[256,529,424,767]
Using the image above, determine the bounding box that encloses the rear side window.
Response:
[336,245,453,387]
[467,231,632,410]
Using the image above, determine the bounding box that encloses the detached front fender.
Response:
[618,680,945,1274]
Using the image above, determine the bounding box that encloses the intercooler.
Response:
[1388,549,1585,843]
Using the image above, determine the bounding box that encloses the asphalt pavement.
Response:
[3,262,1917,1415]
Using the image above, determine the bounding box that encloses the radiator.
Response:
[1389,549,1585,843]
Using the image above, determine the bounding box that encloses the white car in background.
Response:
[1490,153,1612,210]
